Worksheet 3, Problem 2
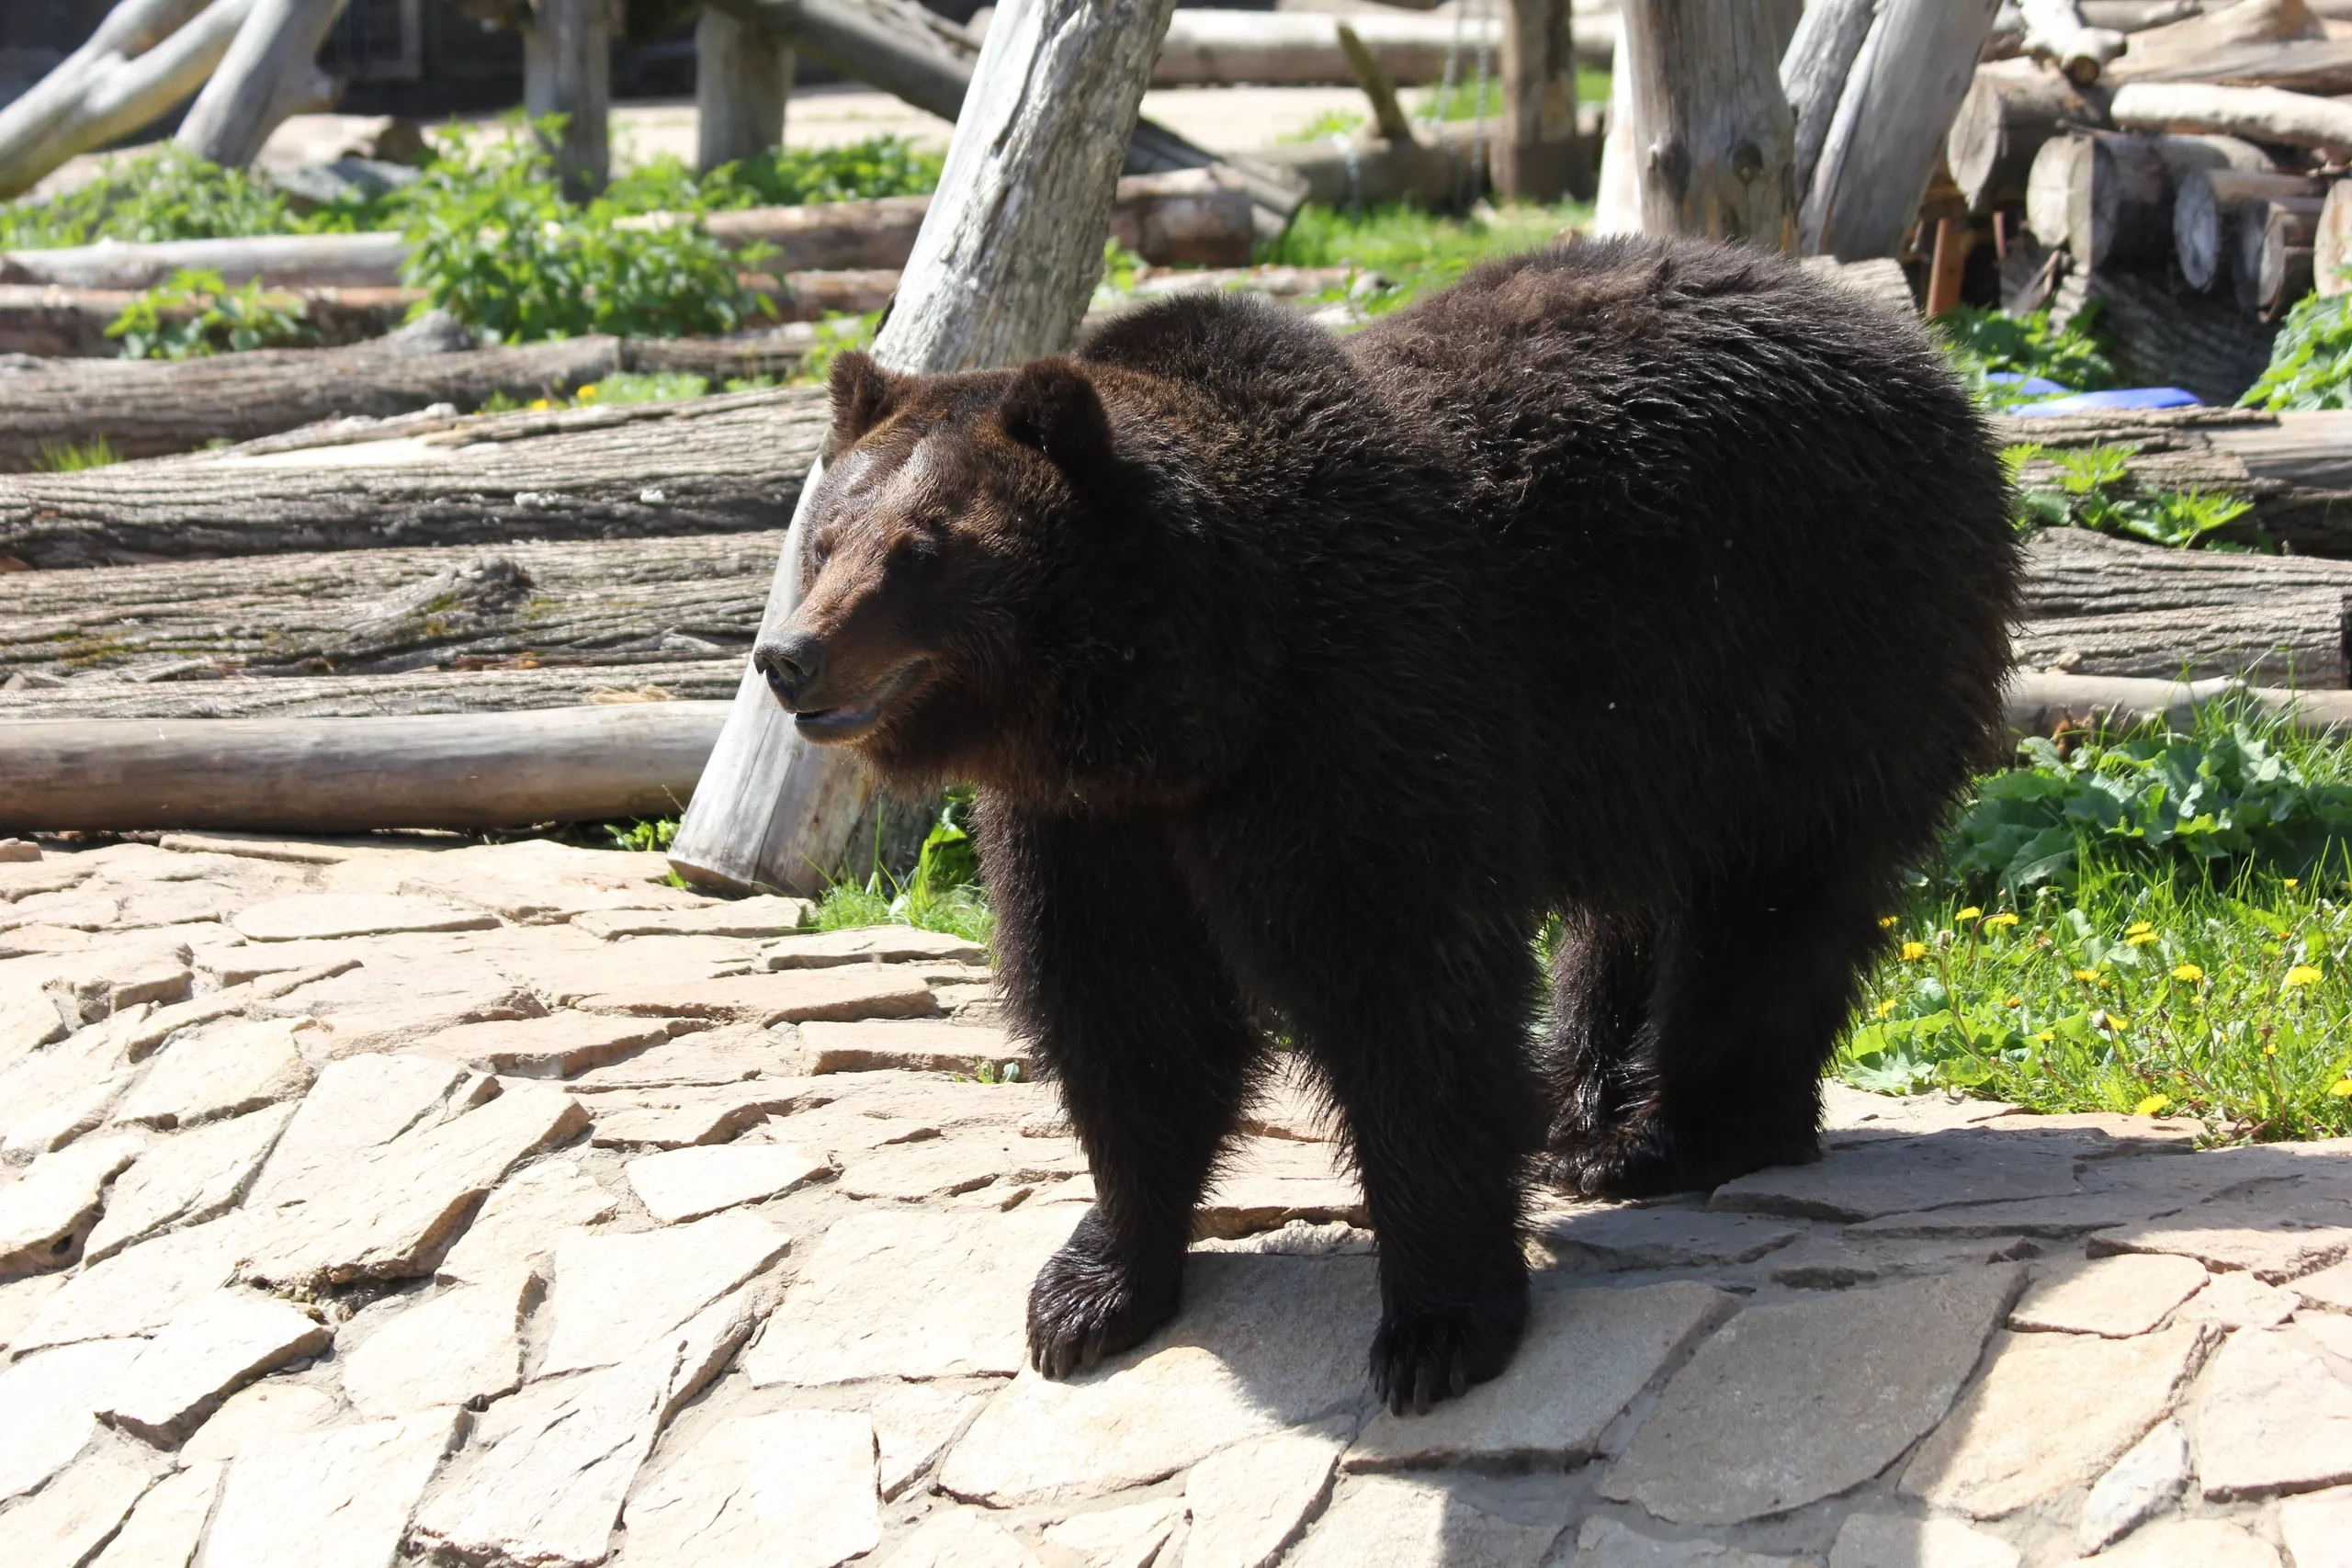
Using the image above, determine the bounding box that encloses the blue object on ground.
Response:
[2010,387,2202,417]
[1985,372,2071,396]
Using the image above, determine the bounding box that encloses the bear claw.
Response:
[1369,1288,1528,1416]
[1025,1213,1182,1380]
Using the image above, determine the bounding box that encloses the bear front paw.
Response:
[1026,1213,1182,1379]
[1369,1286,1528,1416]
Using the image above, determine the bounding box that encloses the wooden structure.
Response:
[696,5,794,175]
[174,0,346,169]
[1618,4,1795,249]
[1494,0,1590,205]
[522,0,609,198]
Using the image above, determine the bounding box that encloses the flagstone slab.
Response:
[0,1135,141,1278]
[2090,1193,2352,1283]
[746,1207,1080,1388]
[249,957,544,1057]
[542,1210,789,1375]
[1708,1136,2081,1223]
[42,948,193,1028]
[1,1441,164,1568]
[864,1379,989,1501]
[414,1012,680,1081]
[938,1254,1379,1507]
[563,1025,798,1095]
[2293,1258,2352,1313]
[88,1457,222,1568]
[410,1288,763,1568]
[626,1143,831,1223]
[836,1133,1026,1203]
[112,1018,313,1131]
[84,1102,294,1264]
[588,1081,832,1149]
[0,1270,65,1352]
[1348,1280,1730,1472]
[800,1019,1026,1077]
[343,1267,535,1416]
[0,1339,145,1503]
[2196,1326,2352,1499]
[2079,1419,2190,1553]
[2177,1269,2300,1328]
[10,1220,250,1354]
[1187,1431,1341,1568]
[205,1409,462,1568]
[1543,1208,1804,1272]
[2280,1485,2352,1568]
[178,1379,337,1462]
[1287,1475,1566,1568]
[1040,1500,1182,1568]
[233,894,497,942]
[248,1053,477,1204]
[2008,1253,2208,1337]
[577,969,936,1027]
[2064,1519,2279,1567]
[1195,1137,1367,1240]
[238,1082,588,1288]
[1576,1517,1814,1567]
[1601,1266,2024,1527]
[763,928,987,969]
[624,1409,881,1568]
[1898,1324,2208,1517]
[574,895,814,941]
[883,1510,1047,1568]
[99,1288,331,1445]
[436,1157,618,1284]
[3,1068,129,1161]
[1826,1516,2018,1568]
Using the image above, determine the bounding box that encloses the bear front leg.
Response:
[983,806,1265,1379]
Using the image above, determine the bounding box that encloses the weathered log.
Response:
[0,704,729,830]
[174,0,346,170]
[524,0,612,199]
[673,0,1179,897]
[697,6,794,175]
[0,661,745,720]
[1802,0,2005,260]
[2106,0,2352,90]
[2007,670,2352,741]
[1494,0,1590,204]
[2114,39,2352,92]
[2046,267,2278,406]
[1334,22,1417,145]
[2014,525,2350,686]
[0,282,416,358]
[1948,61,2105,215]
[1781,0,1877,202]
[2319,179,2352,296]
[2110,81,2352,158]
[0,231,410,291]
[1247,120,1492,210]
[2176,167,2325,292]
[1108,167,1254,269]
[1617,4,1795,249]
[1592,11,1638,236]
[2018,0,2126,83]
[701,197,928,271]
[0,0,254,201]
[0,386,831,569]
[2026,130,2171,267]
[2244,195,2324,317]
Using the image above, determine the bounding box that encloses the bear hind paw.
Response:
[1025,1229,1182,1380]
[1368,1287,1528,1416]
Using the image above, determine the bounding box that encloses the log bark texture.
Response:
[673,0,1180,896]
[2026,130,2171,267]
[2110,81,2352,156]
[1802,0,2005,260]
[174,0,347,169]
[2175,168,2324,292]
[0,662,745,720]
[2236,193,2325,314]
[0,705,729,830]
[0,283,416,358]
[1142,9,1614,86]
[1781,0,1876,202]
[0,386,831,569]
[2049,269,2274,402]
[1494,0,1589,204]
[2320,179,2352,296]
[0,0,254,200]
[2018,0,2126,82]
[1947,60,2103,215]
[1619,3,1796,249]
[524,0,612,199]
[697,6,794,175]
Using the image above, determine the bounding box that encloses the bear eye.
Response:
[889,535,937,579]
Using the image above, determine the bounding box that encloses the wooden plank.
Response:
[0,703,729,830]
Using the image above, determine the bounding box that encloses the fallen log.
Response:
[0,385,831,569]
[2175,167,2324,292]
[0,661,745,719]
[0,282,413,357]
[1947,60,2106,215]
[2235,192,2325,314]
[2,231,406,291]
[0,703,729,830]
[2109,38,2352,93]
[2109,81,2352,158]
[2026,130,2170,267]
[2319,179,2352,296]
[2047,268,2278,405]
[2007,671,2352,741]
[2018,0,2125,84]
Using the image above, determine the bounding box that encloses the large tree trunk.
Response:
[1801,0,2005,260]
[1617,3,1796,248]
[524,0,612,199]
[2110,81,2352,158]
[670,0,1181,897]
[174,0,346,169]
[0,387,831,569]
[1493,0,1589,205]
[697,6,794,175]
[1780,0,1875,203]
[0,0,255,200]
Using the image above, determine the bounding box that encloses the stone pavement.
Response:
[2,833,2350,1567]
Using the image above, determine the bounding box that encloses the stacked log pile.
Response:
[1949,0,2352,399]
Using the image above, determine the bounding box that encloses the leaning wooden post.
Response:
[668,0,1181,895]
[1617,2,1796,249]
[524,0,611,199]
[173,0,345,168]
[697,6,794,174]
[1495,0,1590,204]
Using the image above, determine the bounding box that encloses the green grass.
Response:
[1255,199,1587,310]
[31,435,120,472]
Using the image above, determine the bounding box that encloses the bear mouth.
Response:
[791,660,920,743]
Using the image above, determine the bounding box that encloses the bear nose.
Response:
[753,632,824,710]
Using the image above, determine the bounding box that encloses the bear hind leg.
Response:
[1538,911,1672,1200]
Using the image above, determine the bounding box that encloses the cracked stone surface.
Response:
[0,836,2342,1567]
[0,1135,141,1278]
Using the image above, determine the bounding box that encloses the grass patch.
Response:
[32,435,120,471]
[1256,199,1587,310]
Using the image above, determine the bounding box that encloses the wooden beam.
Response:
[523,0,611,199]
[174,0,347,169]
[1495,0,1590,204]
[696,6,795,175]
[0,0,254,200]
[1620,2,1796,248]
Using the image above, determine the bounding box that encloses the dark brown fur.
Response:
[753,235,2019,1411]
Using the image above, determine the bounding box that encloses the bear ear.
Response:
[999,356,1113,481]
[827,350,902,454]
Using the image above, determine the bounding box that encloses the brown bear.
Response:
[752,234,2018,1413]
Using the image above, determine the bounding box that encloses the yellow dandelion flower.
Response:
[527,398,551,412]
[2126,931,2157,946]
[2288,965,2324,987]
[2266,1043,2279,1056]
[2172,964,2204,983]
[1984,912,2020,929]
[1956,906,1984,923]
[1900,942,1928,961]
[2073,968,2101,983]
[1873,998,1897,1019]
[1878,915,1900,930]
[577,383,600,400]
[2126,921,2154,937]
[2331,1078,2352,1099]
[2094,1010,2129,1031]
[2285,878,2301,890]
[2034,1031,2055,1044]
[2132,1093,2172,1117]
[2004,995,2023,1008]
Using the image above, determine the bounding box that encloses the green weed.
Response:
[106,268,311,359]
[577,371,709,405]
[31,435,119,471]
[815,788,991,944]
[1279,108,1367,143]
[2004,441,2254,549]
[1935,304,2116,410]
[2242,290,2352,412]
[1257,199,1583,311]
